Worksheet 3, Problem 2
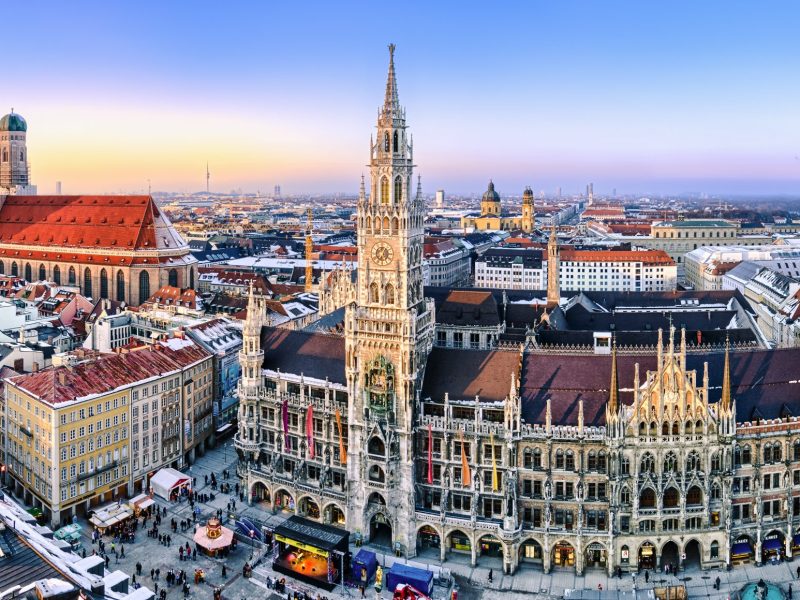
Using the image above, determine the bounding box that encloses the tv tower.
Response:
[206,163,210,193]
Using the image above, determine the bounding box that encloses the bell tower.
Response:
[345,44,434,555]
[0,110,33,195]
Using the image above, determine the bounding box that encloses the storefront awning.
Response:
[793,534,800,548]
[732,542,753,556]
[763,538,783,552]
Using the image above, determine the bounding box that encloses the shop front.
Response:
[552,541,576,568]
[731,536,754,564]
[638,542,656,569]
[585,542,607,569]
[762,532,785,563]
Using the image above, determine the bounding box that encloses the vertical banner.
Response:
[490,432,498,492]
[336,409,347,465]
[306,403,315,459]
[460,430,471,487]
[427,424,433,484]
[282,396,290,451]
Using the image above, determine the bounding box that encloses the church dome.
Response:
[523,186,534,199]
[482,180,500,202]
[0,112,27,132]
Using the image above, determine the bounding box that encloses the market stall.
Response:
[272,515,349,591]
[89,503,134,534]
[193,518,234,557]
[128,493,156,516]
[149,468,191,501]
[351,549,377,585]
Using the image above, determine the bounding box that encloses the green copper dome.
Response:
[0,112,27,132]
[482,180,500,202]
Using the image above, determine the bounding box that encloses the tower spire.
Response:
[384,43,399,113]
[609,336,619,414]
[721,334,732,411]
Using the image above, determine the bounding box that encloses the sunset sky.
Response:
[7,1,800,196]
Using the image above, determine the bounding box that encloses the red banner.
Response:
[306,404,315,459]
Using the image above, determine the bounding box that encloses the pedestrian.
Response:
[132,574,137,585]
[105,555,110,568]
[136,562,142,576]
[151,569,155,579]
[156,568,160,581]
[180,547,184,560]
[789,584,793,599]
[120,545,125,558]
[222,565,227,578]
[645,570,649,584]
[488,569,493,583]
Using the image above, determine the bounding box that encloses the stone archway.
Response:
[446,529,472,557]
[250,481,270,505]
[552,540,576,569]
[416,525,441,558]
[684,539,702,570]
[518,538,544,569]
[298,496,320,520]
[273,488,295,512]
[585,541,608,570]
[323,502,346,527]
[638,541,656,569]
[661,541,680,571]
[369,512,392,548]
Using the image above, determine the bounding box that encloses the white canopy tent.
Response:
[149,467,191,500]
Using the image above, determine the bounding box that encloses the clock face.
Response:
[371,242,394,266]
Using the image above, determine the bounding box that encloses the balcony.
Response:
[234,436,259,453]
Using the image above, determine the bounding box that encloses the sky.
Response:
[6,1,800,196]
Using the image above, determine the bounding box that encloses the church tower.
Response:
[345,45,434,554]
[521,186,534,233]
[480,180,501,216]
[546,223,560,307]
[0,110,33,195]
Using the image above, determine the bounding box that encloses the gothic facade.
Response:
[235,46,800,576]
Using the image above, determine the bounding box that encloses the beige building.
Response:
[4,340,212,527]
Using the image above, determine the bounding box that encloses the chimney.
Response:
[58,371,66,385]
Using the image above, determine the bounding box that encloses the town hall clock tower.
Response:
[344,44,434,554]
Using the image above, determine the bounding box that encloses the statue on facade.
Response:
[544,479,552,501]
[505,474,516,518]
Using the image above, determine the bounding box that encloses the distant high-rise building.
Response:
[274,184,281,198]
[588,182,594,204]
[55,181,62,194]
[435,189,444,209]
[557,186,562,198]
[0,110,36,195]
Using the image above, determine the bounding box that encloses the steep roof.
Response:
[422,347,520,403]
[261,327,346,384]
[519,348,800,426]
[437,290,500,327]
[9,340,210,405]
[0,196,189,252]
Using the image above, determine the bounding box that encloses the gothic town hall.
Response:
[235,46,800,576]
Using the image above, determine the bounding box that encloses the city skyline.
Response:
[6,1,800,196]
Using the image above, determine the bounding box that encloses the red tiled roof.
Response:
[0,196,188,252]
[9,341,210,405]
[560,249,675,265]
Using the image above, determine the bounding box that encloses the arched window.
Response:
[555,449,565,470]
[710,541,719,559]
[99,269,108,299]
[664,452,678,473]
[686,486,702,506]
[695,420,703,434]
[686,451,701,472]
[565,450,575,471]
[366,216,371,232]
[84,268,93,297]
[649,421,656,436]
[369,282,379,304]
[794,440,800,461]
[116,271,125,301]
[24,263,31,281]
[621,487,631,505]
[621,457,630,475]
[662,422,669,436]
[1,149,7,162]
[672,421,679,435]
[597,452,607,474]
[394,176,402,203]
[639,488,656,508]
[711,452,721,472]
[383,216,390,232]
[0,261,4,275]
[168,269,178,287]
[385,284,395,305]
[52,265,60,284]
[380,176,389,205]
[383,132,389,152]
[391,217,399,235]
[711,483,721,500]
[38,264,46,281]
[588,451,597,471]
[138,271,150,304]
[640,453,655,474]
[532,448,542,468]
[663,487,679,508]
[68,266,75,284]
[392,130,398,152]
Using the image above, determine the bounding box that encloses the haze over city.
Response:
[7,1,800,196]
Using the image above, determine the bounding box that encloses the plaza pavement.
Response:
[7,439,800,599]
